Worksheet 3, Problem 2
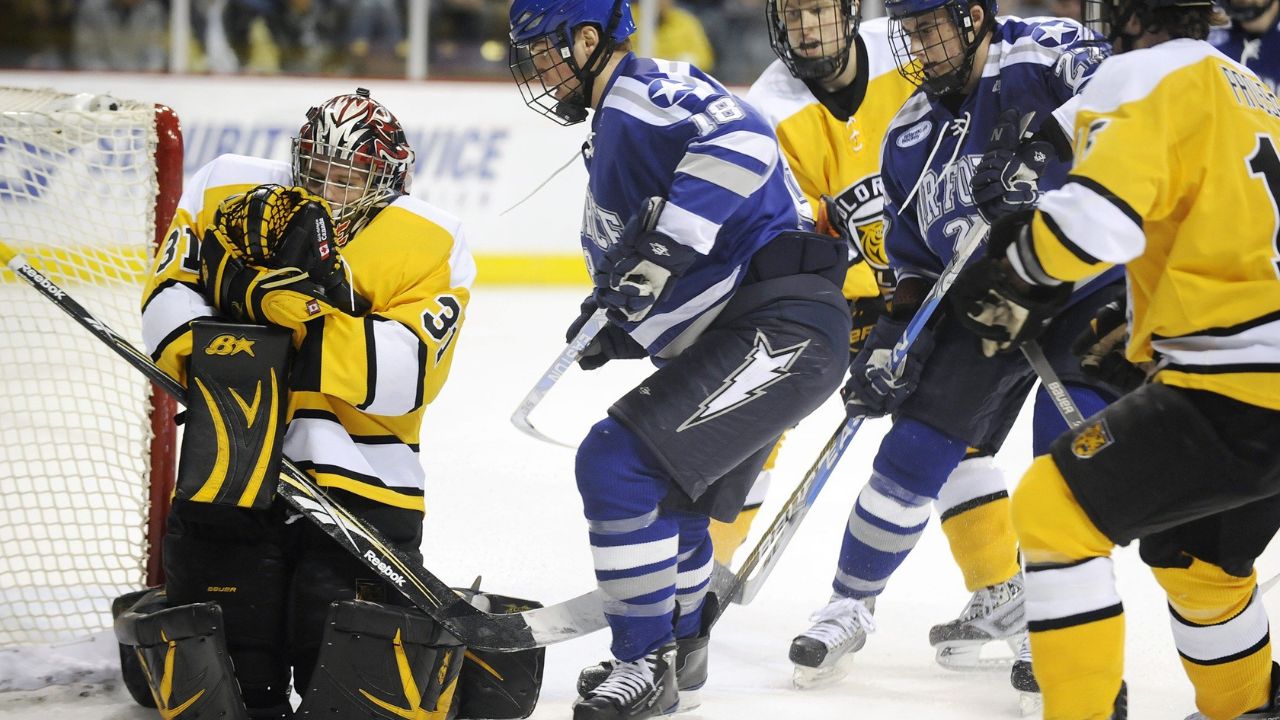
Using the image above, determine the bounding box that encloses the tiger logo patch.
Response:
[1071,420,1114,459]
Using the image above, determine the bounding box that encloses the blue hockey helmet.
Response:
[508,0,636,124]
[884,0,998,96]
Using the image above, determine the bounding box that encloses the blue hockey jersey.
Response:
[581,53,811,356]
[880,16,1120,296]
[1210,21,1280,92]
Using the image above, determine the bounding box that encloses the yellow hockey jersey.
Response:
[745,17,917,300]
[142,153,476,510]
[1028,39,1280,410]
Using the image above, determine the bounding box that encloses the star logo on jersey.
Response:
[1033,21,1078,47]
[677,332,809,431]
[649,78,695,107]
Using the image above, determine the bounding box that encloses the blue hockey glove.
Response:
[950,211,1073,357]
[594,197,698,323]
[842,314,936,418]
[566,295,646,370]
[972,108,1053,225]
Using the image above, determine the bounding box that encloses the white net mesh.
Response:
[0,87,170,647]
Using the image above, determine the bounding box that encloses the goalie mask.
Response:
[885,0,997,96]
[292,88,413,243]
[508,0,635,125]
[767,0,861,82]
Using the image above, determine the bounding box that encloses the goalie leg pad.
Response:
[456,592,547,719]
[295,599,464,719]
[163,501,292,713]
[112,588,252,719]
[177,320,292,510]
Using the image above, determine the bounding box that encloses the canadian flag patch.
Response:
[306,299,321,316]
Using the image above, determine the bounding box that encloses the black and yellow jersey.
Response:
[142,153,476,510]
[745,17,917,300]
[1027,39,1280,410]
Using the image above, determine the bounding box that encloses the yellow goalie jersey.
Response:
[142,153,477,510]
[1029,39,1280,410]
[745,17,917,300]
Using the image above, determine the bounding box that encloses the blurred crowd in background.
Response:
[0,0,1080,84]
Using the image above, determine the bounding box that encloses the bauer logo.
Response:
[1071,420,1114,459]
[204,334,256,356]
[17,265,67,300]
[896,120,933,148]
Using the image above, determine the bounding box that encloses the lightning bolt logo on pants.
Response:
[678,331,809,431]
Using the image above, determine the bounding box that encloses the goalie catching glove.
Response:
[199,184,370,334]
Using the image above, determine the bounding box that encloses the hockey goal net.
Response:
[0,87,180,655]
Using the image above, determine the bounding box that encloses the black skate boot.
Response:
[789,595,876,689]
[578,598,713,712]
[1010,633,1040,717]
[572,642,679,720]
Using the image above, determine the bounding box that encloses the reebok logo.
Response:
[364,550,407,587]
[17,265,66,300]
[649,242,669,257]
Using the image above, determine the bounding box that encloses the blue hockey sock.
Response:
[576,416,680,661]
[673,511,712,639]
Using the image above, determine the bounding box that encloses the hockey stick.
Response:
[509,308,608,448]
[710,216,993,611]
[1021,340,1086,429]
[1,243,607,652]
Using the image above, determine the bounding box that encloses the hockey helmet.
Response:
[292,88,413,242]
[1081,0,1215,45]
[767,0,861,81]
[508,0,635,124]
[884,0,999,96]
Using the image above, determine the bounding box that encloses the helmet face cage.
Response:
[509,26,595,125]
[291,90,413,242]
[887,1,985,96]
[1081,0,1118,41]
[767,0,860,81]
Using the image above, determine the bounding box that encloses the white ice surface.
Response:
[3,286,1278,719]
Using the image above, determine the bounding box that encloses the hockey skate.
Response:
[572,643,679,720]
[929,574,1026,670]
[1010,633,1041,717]
[789,596,876,689]
[579,632,709,712]
[1183,662,1280,719]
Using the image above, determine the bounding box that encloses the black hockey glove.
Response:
[200,186,369,333]
[594,197,698,323]
[842,313,936,418]
[1072,296,1150,393]
[849,295,888,359]
[565,295,647,370]
[971,108,1053,225]
[950,211,1073,357]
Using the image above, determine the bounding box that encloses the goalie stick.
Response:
[510,308,608,448]
[709,214,994,610]
[0,242,607,652]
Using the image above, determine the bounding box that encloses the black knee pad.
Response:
[163,501,292,709]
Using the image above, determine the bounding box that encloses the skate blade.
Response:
[792,654,855,690]
[676,688,701,713]
[1019,691,1043,717]
[933,641,1015,671]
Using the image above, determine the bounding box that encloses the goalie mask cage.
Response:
[0,87,180,650]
